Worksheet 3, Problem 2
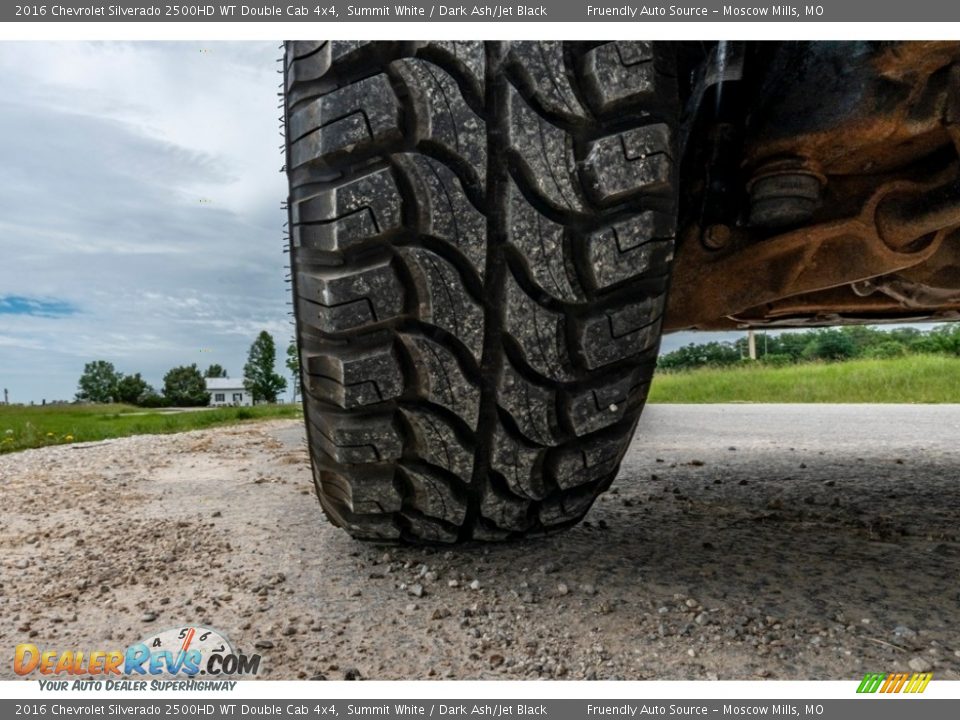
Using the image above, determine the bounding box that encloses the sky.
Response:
[0,42,291,404]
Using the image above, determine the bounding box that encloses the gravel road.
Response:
[2,405,958,680]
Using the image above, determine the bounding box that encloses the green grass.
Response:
[0,403,302,454]
[648,354,960,403]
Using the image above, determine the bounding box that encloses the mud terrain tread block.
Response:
[420,41,486,100]
[479,480,533,534]
[401,512,460,543]
[319,467,402,515]
[502,268,575,381]
[399,466,469,527]
[565,367,649,436]
[506,180,584,302]
[506,41,589,122]
[395,154,486,279]
[585,212,676,292]
[303,343,404,409]
[308,410,402,465]
[547,427,636,492]
[400,334,481,426]
[579,297,665,370]
[507,83,588,213]
[398,247,485,361]
[286,41,677,543]
[296,259,405,335]
[582,41,658,114]
[288,41,326,61]
[583,124,674,205]
[290,74,402,169]
[539,486,598,528]
[393,59,487,189]
[285,42,330,86]
[490,420,548,502]
[401,407,475,481]
[316,467,404,541]
[497,361,558,446]
[291,168,402,252]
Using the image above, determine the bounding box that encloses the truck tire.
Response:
[284,41,678,543]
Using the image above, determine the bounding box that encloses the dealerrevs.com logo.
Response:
[14,626,261,679]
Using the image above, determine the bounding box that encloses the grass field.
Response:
[648,354,960,403]
[0,403,302,454]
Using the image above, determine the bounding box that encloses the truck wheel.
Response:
[284,41,678,543]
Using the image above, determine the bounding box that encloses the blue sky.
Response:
[0,42,291,403]
[0,296,78,318]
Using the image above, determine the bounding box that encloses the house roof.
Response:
[205,378,246,391]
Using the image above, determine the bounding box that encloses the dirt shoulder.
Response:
[1,407,958,680]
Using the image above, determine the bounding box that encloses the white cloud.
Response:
[0,42,284,218]
[0,334,45,350]
[0,42,291,402]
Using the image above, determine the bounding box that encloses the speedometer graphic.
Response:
[134,625,234,677]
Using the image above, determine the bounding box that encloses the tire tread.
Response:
[286,41,678,542]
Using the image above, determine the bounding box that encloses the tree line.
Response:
[75,331,300,407]
[658,324,960,371]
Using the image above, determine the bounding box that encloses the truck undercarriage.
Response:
[668,41,960,331]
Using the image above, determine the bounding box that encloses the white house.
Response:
[206,378,252,407]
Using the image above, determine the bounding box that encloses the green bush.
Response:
[801,329,857,361]
[759,353,793,366]
[137,392,168,408]
[658,341,742,370]
[865,341,908,359]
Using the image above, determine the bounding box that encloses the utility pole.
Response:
[2,388,7,405]
[747,329,757,360]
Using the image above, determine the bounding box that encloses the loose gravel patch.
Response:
[1,407,958,680]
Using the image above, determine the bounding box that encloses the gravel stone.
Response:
[894,625,917,640]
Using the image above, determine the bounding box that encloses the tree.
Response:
[770,332,809,361]
[116,373,151,405]
[243,331,287,404]
[889,327,923,352]
[802,329,857,361]
[658,341,741,370]
[205,364,228,378]
[163,364,210,406]
[865,341,908,359]
[840,326,882,356]
[286,340,300,402]
[76,361,120,403]
[914,324,960,355]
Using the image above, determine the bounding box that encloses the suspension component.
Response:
[667,175,960,330]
